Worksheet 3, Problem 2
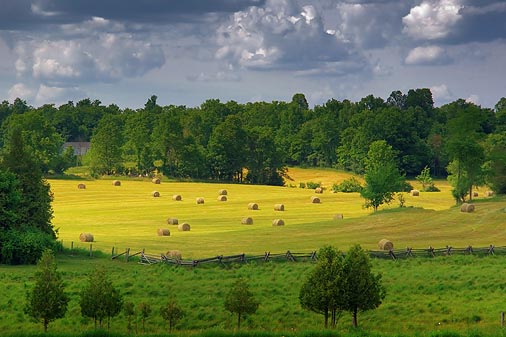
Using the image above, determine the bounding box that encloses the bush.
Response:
[0,229,56,265]
[399,181,414,192]
[332,177,363,193]
[306,181,321,189]
[424,183,441,192]
[299,182,306,188]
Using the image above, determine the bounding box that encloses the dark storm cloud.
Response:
[0,0,266,30]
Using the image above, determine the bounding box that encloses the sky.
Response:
[0,0,505,110]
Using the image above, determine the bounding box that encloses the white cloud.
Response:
[403,0,463,40]
[430,83,452,102]
[215,0,359,72]
[8,83,34,102]
[405,45,450,65]
[466,94,480,105]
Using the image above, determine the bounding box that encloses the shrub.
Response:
[299,182,306,188]
[332,177,363,193]
[306,181,321,189]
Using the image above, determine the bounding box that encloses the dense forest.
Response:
[1,89,505,191]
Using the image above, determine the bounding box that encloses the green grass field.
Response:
[2,168,506,336]
[50,168,501,259]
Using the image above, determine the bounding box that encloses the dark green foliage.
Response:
[24,250,69,332]
[0,129,56,264]
[138,302,151,332]
[299,246,343,328]
[332,177,363,193]
[305,181,321,189]
[79,268,123,329]
[122,302,135,334]
[483,133,506,194]
[224,278,259,330]
[341,245,386,328]
[160,297,184,332]
[88,114,124,176]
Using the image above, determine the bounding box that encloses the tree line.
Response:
[26,245,383,333]
[1,92,505,191]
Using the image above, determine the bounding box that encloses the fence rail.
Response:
[62,241,506,267]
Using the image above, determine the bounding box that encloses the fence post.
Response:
[71,241,74,254]
[125,248,130,262]
[111,246,115,257]
[502,312,505,327]
[89,244,93,257]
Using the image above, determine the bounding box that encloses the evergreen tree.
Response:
[24,250,69,332]
[79,268,123,329]
[224,278,259,330]
[341,245,386,327]
[299,246,343,328]
[160,297,184,332]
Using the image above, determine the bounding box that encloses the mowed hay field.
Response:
[50,167,505,258]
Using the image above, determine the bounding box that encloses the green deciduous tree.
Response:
[299,246,343,328]
[341,245,386,327]
[360,140,404,211]
[138,302,151,332]
[123,302,135,334]
[224,278,259,330]
[483,133,506,194]
[79,268,123,329]
[88,114,124,176]
[24,250,69,332]
[160,297,184,332]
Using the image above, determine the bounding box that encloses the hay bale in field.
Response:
[152,177,161,184]
[333,213,344,220]
[196,197,205,204]
[217,195,227,202]
[157,228,170,236]
[241,217,253,225]
[485,191,494,197]
[172,194,182,201]
[167,217,179,225]
[472,191,478,197]
[112,180,121,186]
[178,223,191,231]
[166,250,182,260]
[315,187,323,194]
[79,233,94,242]
[310,196,321,203]
[461,203,475,213]
[274,204,285,211]
[248,202,259,210]
[77,183,86,189]
[378,239,393,251]
[152,191,160,197]
[410,189,420,196]
[218,189,228,196]
[272,219,285,226]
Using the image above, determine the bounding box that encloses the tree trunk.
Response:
[44,318,48,332]
[237,312,241,330]
[324,310,328,328]
[352,309,358,328]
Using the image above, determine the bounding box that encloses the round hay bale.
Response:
[274,204,285,211]
[333,213,344,220]
[167,217,179,225]
[196,197,205,204]
[472,191,478,197]
[310,196,321,203]
[217,195,227,202]
[272,219,285,226]
[461,203,475,213]
[166,250,182,260]
[152,191,160,197]
[112,180,121,186]
[79,233,94,242]
[172,194,182,201]
[378,239,394,251]
[157,228,170,236]
[77,183,86,189]
[241,217,253,225]
[248,202,259,210]
[218,189,228,196]
[152,177,161,184]
[178,223,191,231]
[410,189,420,196]
[315,187,323,194]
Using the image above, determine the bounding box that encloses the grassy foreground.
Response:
[49,167,503,259]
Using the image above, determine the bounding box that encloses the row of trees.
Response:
[2,93,506,189]
[26,246,383,333]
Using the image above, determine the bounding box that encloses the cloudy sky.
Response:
[0,0,505,109]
